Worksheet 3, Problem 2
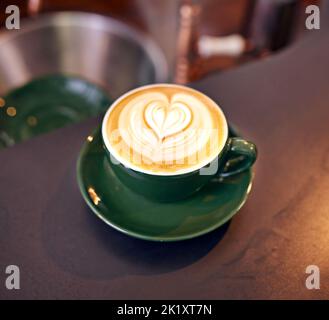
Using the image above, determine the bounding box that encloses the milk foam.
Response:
[105,85,227,175]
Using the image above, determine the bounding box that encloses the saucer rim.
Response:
[76,127,254,242]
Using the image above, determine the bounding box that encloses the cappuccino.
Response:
[103,84,227,175]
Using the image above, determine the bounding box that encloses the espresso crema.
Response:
[104,84,227,175]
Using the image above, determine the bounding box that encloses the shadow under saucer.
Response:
[42,162,231,279]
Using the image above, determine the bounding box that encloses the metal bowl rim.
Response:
[0,11,168,82]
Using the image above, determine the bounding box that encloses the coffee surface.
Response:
[105,85,227,174]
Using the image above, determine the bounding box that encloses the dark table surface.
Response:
[1,17,329,299]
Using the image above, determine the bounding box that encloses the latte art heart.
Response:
[106,85,226,174]
[144,99,192,141]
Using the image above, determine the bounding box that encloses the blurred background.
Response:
[0,0,322,86]
[0,0,322,146]
[0,0,321,82]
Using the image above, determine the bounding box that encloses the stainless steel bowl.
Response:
[0,12,168,98]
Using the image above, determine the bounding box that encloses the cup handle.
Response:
[219,137,257,178]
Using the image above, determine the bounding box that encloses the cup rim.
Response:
[101,83,229,176]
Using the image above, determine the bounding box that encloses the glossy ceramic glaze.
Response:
[101,84,257,201]
[77,126,254,241]
[0,75,112,148]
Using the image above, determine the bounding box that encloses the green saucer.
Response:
[77,126,253,242]
[0,75,111,148]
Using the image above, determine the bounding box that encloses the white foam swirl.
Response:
[117,91,217,165]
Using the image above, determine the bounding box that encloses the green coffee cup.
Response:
[102,84,257,202]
